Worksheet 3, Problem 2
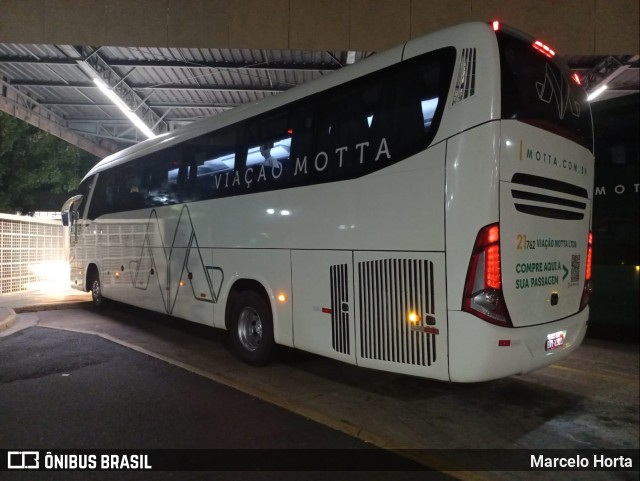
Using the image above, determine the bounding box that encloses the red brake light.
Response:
[492,20,500,31]
[485,244,502,289]
[463,223,512,327]
[572,73,582,85]
[580,231,594,311]
[532,40,556,58]
[487,225,500,243]
[586,231,593,281]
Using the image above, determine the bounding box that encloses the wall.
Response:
[0,213,66,294]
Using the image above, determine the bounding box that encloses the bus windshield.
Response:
[497,31,593,152]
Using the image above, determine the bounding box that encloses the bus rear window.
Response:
[497,32,593,152]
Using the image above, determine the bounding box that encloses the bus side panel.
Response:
[353,251,449,381]
[169,248,216,326]
[445,122,500,309]
[203,143,446,253]
[213,248,293,347]
[291,250,356,364]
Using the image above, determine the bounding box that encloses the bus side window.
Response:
[289,106,313,164]
[316,88,370,166]
[180,125,238,200]
[75,177,93,219]
[244,112,292,191]
[87,170,116,219]
[140,152,175,207]
[369,71,426,162]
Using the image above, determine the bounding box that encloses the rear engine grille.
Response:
[358,259,436,366]
[511,173,588,220]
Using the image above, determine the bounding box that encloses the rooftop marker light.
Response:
[532,40,556,58]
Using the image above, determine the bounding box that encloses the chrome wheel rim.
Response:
[237,307,262,352]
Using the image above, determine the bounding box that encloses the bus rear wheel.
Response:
[230,291,275,366]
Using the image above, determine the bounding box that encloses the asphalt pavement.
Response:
[0,322,446,481]
[1,287,638,481]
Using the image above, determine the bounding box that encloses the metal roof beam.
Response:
[0,78,117,157]
[40,100,235,109]
[72,45,167,139]
[0,56,81,65]
[10,79,286,93]
[0,55,339,72]
[110,59,339,71]
[9,80,98,88]
[132,83,286,92]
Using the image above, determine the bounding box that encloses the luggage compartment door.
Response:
[291,250,355,364]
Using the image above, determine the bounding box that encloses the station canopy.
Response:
[0,42,637,156]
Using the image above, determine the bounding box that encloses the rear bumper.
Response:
[448,308,588,382]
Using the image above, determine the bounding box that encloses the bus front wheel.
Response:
[89,271,106,309]
[229,291,275,366]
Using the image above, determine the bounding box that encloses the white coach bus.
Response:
[62,21,594,382]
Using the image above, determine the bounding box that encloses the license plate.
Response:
[545,330,566,351]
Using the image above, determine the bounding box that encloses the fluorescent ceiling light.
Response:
[587,84,608,102]
[92,77,156,139]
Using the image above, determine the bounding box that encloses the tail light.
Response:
[580,231,593,311]
[462,224,513,327]
[532,40,556,58]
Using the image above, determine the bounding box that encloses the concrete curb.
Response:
[0,307,17,332]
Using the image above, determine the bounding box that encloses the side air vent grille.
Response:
[330,264,350,355]
[358,259,436,367]
[452,48,476,105]
[511,173,588,220]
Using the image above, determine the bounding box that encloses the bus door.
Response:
[291,250,356,364]
[61,194,84,250]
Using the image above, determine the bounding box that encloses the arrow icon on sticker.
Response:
[562,264,569,281]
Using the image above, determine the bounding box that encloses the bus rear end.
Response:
[451,24,594,381]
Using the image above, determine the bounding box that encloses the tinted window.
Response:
[87,169,117,219]
[217,46,455,197]
[497,32,593,151]
[75,177,92,219]
[87,47,455,214]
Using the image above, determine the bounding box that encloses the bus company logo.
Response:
[8,451,39,469]
[214,137,392,194]
[536,63,581,120]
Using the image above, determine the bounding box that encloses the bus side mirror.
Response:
[61,211,78,226]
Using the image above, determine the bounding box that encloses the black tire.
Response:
[229,291,276,366]
[89,270,106,309]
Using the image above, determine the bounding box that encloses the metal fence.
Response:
[0,213,66,294]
